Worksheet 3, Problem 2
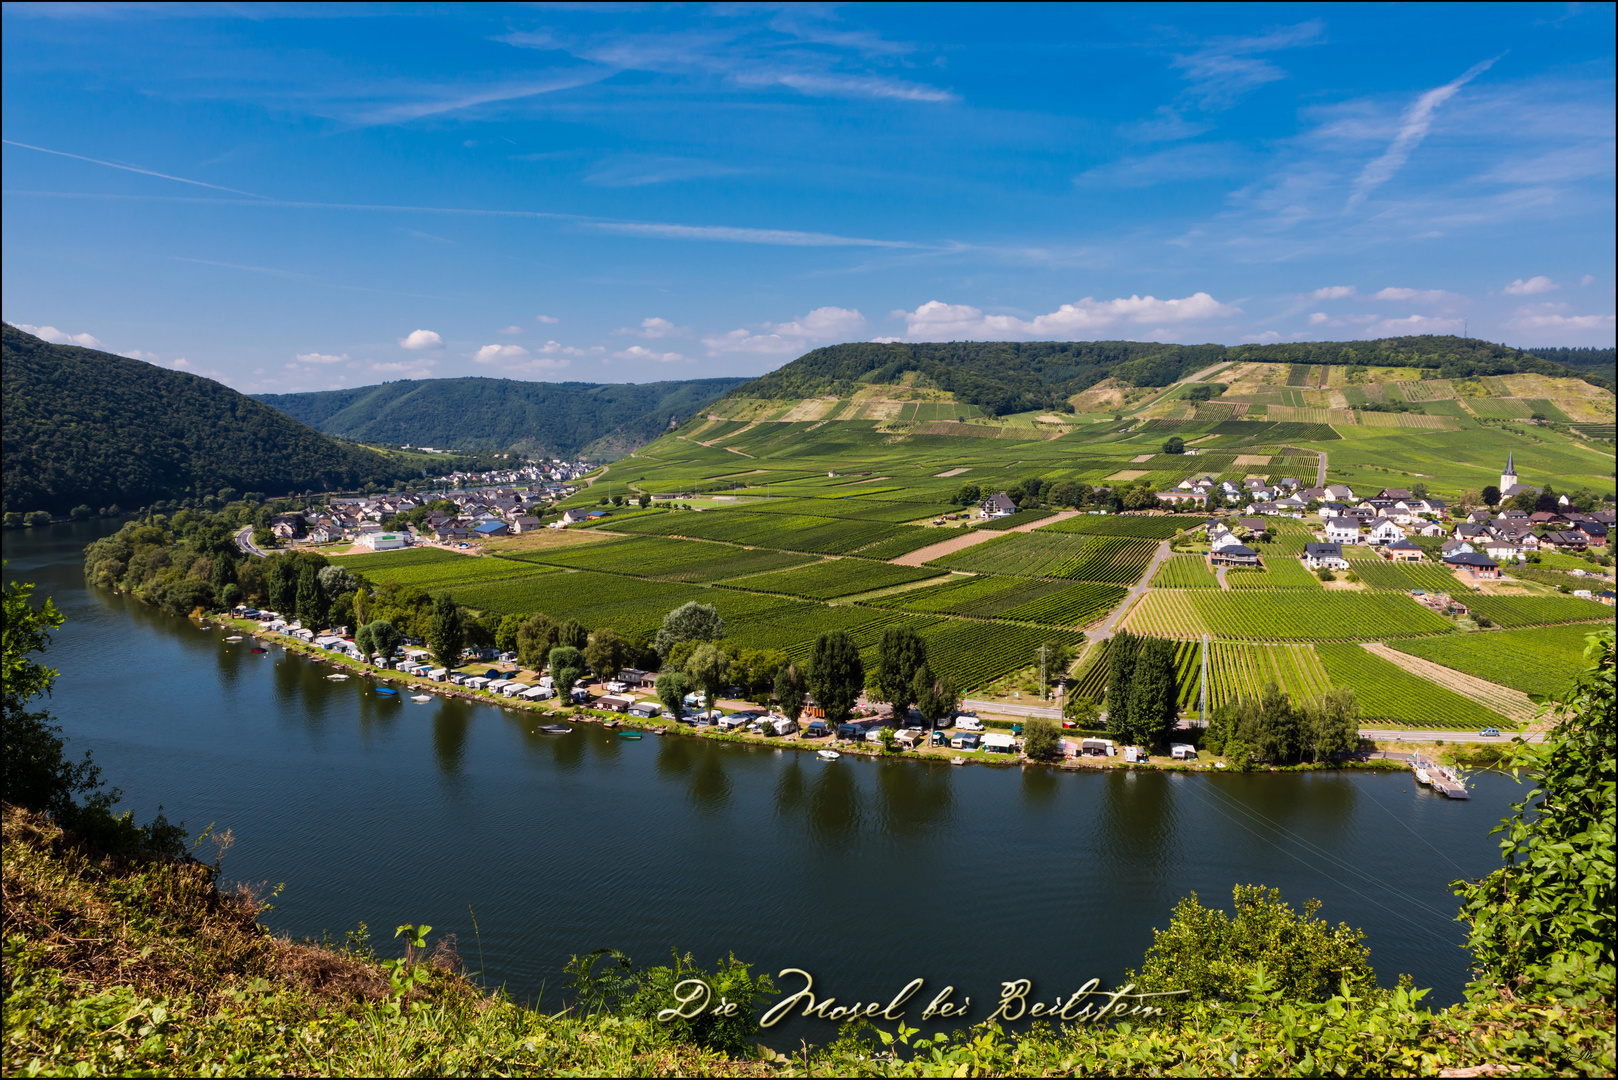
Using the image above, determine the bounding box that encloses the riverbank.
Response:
[215,614,1429,777]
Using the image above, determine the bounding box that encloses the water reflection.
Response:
[687,744,733,813]
[433,709,471,774]
[806,761,863,848]
[874,759,955,836]
[1098,770,1177,874]
[1019,764,1060,810]
[773,757,807,816]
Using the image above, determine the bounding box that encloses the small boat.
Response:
[411,694,432,703]
[620,732,643,740]
[539,723,571,735]
[817,750,841,761]
[1414,768,1432,786]
[251,647,267,654]
[326,674,349,681]
[374,687,398,697]
[224,636,243,642]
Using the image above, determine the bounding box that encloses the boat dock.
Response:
[1413,755,1470,799]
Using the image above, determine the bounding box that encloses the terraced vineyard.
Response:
[1315,643,1512,730]
[1149,556,1218,589]
[1388,624,1600,698]
[1349,559,1468,592]
[1465,592,1611,628]
[603,508,940,557]
[866,574,1069,616]
[1362,644,1537,727]
[1122,590,1452,640]
[725,559,944,599]
[922,622,1085,692]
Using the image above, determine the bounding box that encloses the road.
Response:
[1088,538,1174,641]
[235,526,267,558]
[962,698,1062,720]
[1359,728,1544,744]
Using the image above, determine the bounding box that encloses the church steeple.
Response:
[1501,453,1518,493]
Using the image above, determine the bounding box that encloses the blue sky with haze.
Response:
[3,2,1613,393]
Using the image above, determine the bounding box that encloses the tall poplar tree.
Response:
[806,631,863,723]
[428,594,465,670]
[874,625,928,720]
[1107,630,1138,736]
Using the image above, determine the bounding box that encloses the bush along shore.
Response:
[4,563,1614,1075]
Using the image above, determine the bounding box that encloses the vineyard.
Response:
[921,622,1085,692]
[1036,514,1187,539]
[928,531,1158,584]
[1223,557,1322,589]
[1193,641,1332,710]
[1388,624,1600,698]
[996,582,1128,626]
[1122,590,1453,640]
[1149,556,1218,588]
[1349,559,1468,592]
[725,559,944,599]
[601,508,939,557]
[332,550,555,590]
[975,509,1055,530]
[867,574,1067,616]
[507,534,815,582]
[1315,644,1513,730]
[1464,592,1611,628]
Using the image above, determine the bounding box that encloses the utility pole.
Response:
[1199,633,1209,727]
[1039,643,1048,701]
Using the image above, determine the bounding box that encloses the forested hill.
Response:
[736,336,1607,416]
[1,325,421,514]
[256,375,749,458]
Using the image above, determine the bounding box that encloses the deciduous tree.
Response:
[428,594,465,670]
[806,631,863,723]
[873,625,928,720]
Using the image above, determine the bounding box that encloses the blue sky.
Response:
[3,2,1613,393]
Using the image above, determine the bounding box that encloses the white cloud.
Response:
[399,329,444,350]
[1348,56,1499,208]
[586,220,913,248]
[371,361,437,377]
[295,351,350,365]
[892,294,1237,341]
[1504,305,1616,332]
[13,323,102,348]
[1308,312,1330,325]
[122,349,160,362]
[1075,142,1247,188]
[536,314,559,324]
[1581,275,1596,286]
[1372,287,1463,305]
[473,343,529,363]
[497,325,524,335]
[702,306,867,355]
[1362,314,1465,336]
[1172,22,1325,111]
[1502,276,1558,296]
[615,317,690,339]
[612,345,687,363]
[870,336,904,344]
[1311,285,1356,299]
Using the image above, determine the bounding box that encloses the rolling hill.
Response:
[1,325,424,514]
[727,336,1609,418]
[255,375,749,459]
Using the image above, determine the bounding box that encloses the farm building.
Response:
[1304,542,1350,571]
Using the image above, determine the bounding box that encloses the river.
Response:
[5,520,1521,1040]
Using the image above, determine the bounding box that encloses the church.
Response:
[1499,453,1537,500]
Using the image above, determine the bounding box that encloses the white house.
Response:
[1368,520,1406,546]
[1324,517,1362,545]
[1304,542,1350,571]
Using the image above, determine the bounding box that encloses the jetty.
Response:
[1412,754,1470,799]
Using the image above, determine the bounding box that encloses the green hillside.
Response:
[1,325,421,514]
[735,336,1607,417]
[255,375,749,459]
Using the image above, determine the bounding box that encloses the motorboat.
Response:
[251,647,267,654]
[326,674,349,681]
[411,694,432,703]
[374,687,398,697]
[817,750,841,761]
[224,636,243,642]
[539,724,571,735]
[620,732,643,740]
[1415,768,1432,786]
